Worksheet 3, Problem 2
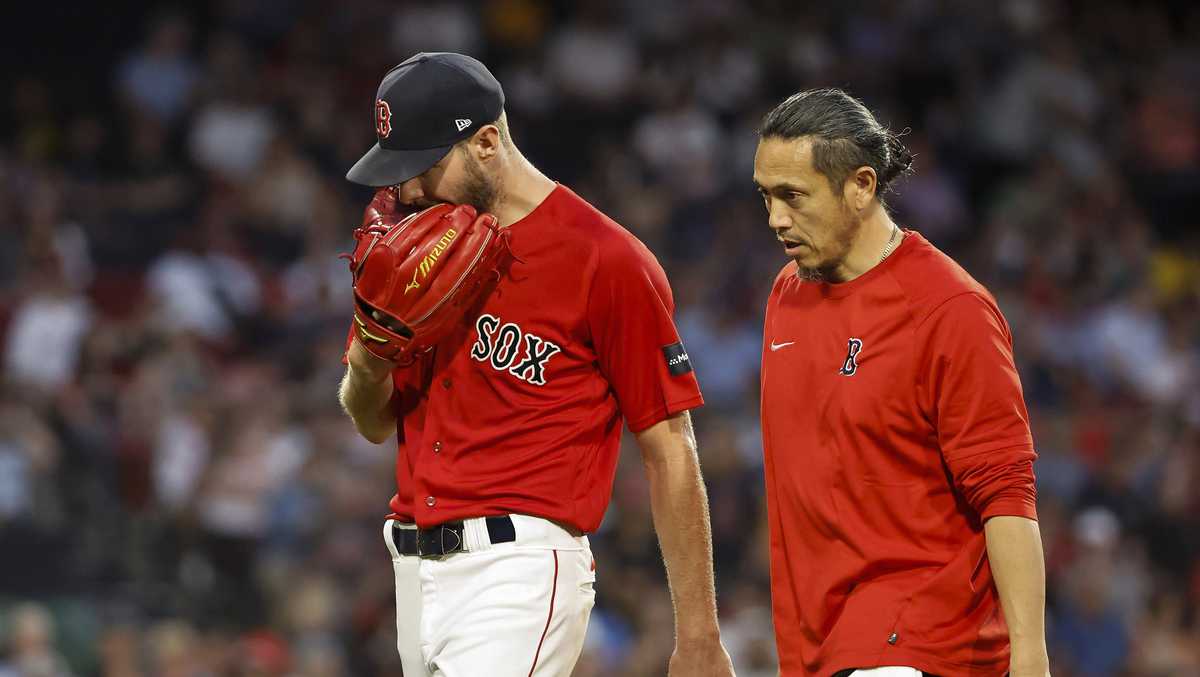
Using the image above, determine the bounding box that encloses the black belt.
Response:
[392,516,516,558]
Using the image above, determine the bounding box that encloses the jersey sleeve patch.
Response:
[662,341,693,376]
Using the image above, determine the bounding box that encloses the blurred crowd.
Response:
[1,1,1199,675]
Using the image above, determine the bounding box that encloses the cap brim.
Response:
[345,143,453,187]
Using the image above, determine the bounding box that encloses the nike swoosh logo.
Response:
[770,341,796,351]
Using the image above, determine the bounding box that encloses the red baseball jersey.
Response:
[384,364,426,523]
[381,184,702,532]
[761,232,1038,676]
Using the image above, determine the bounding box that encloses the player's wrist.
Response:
[347,340,396,383]
[675,621,721,644]
[1008,643,1049,664]
[348,361,391,386]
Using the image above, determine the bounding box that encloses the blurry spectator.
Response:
[692,31,764,116]
[145,210,262,343]
[1129,594,1200,676]
[116,11,199,124]
[3,179,93,393]
[236,630,290,677]
[188,35,275,181]
[0,603,76,677]
[1054,569,1130,675]
[1052,508,1134,675]
[195,369,309,541]
[632,95,725,199]
[676,300,761,413]
[0,396,67,600]
[547,4,639,107]
[10,80,57,164]
[3,275,91,393]
[292,636,348,677]
[145,620,205,677]
[890,134,969,244]
[974,37,1102,165]
[245,139,324,235]
[391,1,483,57]
[97,624,140,677]
[188,101,276,181]
[152,398,213,514]
[482,0,551,52]
[1092,283,1195,405]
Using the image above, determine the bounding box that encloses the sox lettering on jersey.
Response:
[470,313,562,386]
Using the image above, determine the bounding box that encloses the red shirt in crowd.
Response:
[377,185,702,532]
[760,231,1038,676]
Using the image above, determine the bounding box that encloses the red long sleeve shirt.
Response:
[761,231,1038,676]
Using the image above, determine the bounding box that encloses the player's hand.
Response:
[668,638,736,677]
[347,336,397,383]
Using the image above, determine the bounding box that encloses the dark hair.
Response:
[759,88,914,202]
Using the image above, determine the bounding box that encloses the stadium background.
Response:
[1,1,1198,675]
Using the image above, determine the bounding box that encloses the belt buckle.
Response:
[440,526,463,555]
[418,524,464,558]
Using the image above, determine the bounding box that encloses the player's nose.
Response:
[764,199,790,231]
[768,208,792,233]
[396,178,425,206]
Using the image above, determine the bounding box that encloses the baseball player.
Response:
[337,52,736,677]
[754,89,1050,677]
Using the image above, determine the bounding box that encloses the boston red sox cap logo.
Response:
[839,338,863,376]
[375,99,392,139]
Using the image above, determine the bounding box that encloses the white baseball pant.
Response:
[384,521,429,676]
[384,515,595,677]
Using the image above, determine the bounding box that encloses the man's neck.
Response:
[831,205,899,282]
[493,153,557,228]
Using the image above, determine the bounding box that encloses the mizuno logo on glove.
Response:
[405,227,459,293]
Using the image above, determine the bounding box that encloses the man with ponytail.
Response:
[754,89,1050,677]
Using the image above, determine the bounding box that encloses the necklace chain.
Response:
[878,225,902,265]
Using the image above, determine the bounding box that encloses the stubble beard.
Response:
[460,154,501,214]
[794,265,825,282]
[794,202,862,283]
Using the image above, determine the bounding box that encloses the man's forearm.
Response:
[637,414,721,640]
[984,515,1050,673]
[338,362,397,443]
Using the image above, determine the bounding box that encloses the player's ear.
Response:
[470,124,502,163]
[844,165,877,211]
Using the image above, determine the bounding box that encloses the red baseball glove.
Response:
[343,201,509,364]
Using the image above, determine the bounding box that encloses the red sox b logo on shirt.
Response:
[470,314,562,386]
[839,338,863,376]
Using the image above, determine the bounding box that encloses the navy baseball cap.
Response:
[346,52,505,187]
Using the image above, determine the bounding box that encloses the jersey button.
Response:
[441,378,452,389]
[433,441,442,453]
[425,496,436,507]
